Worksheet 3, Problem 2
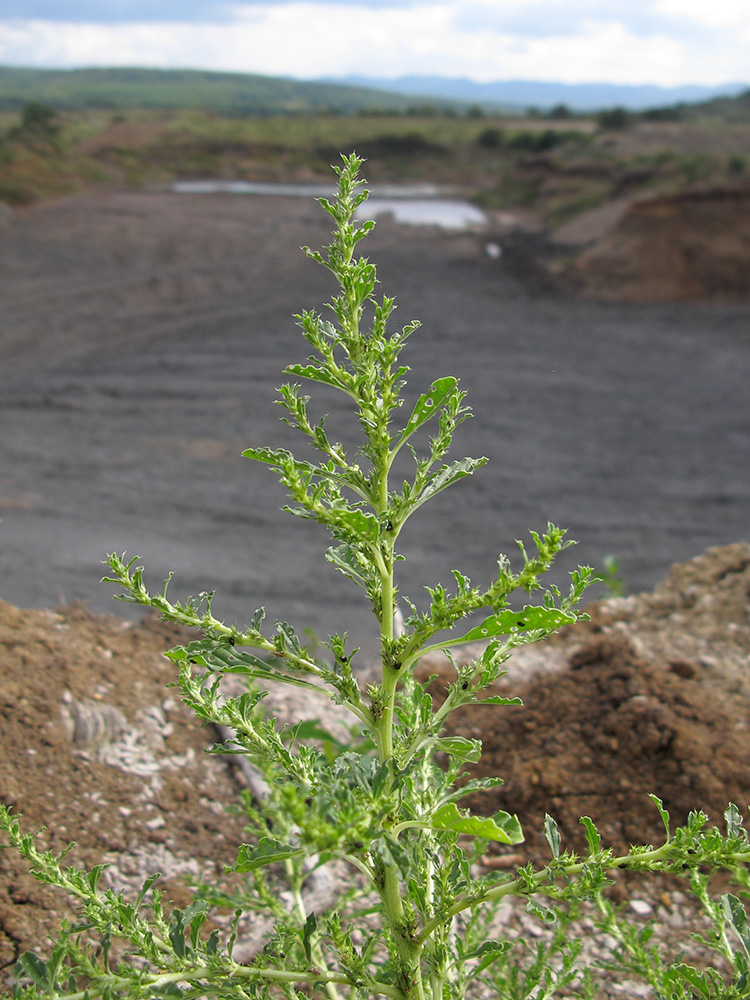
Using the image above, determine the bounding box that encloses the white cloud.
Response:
[655,0,750,29]
[0,1,748,85]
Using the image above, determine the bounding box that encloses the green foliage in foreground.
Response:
[3,154,750,1000]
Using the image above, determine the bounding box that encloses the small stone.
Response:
[629,899,653,917]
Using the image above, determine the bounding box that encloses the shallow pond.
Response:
[172,180,487,230]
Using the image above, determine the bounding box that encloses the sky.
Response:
[0,0,749,88]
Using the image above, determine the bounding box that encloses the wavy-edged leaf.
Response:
[335,509,380,544]
[724,894,750,956]
[434,737,482,763]
[14,952,51,990]
[285,363,351,393]
[580,816,601,856]
[242,445,293,467]
[431,803,523,844]
[232,838,304,872]
[166,641,268,675]
[302,912,318,964]
[725,802,745,841]
[649,794,671,840]
[544,814,561,859]
[525,897,556,924]
[326,543,374,592]
[399,377,458,442]
[462,940,510,977]
[452,605,576,645]
[415,457,487,509]
[441,776,506,805]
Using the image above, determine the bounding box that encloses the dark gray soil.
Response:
[1,190,749,661]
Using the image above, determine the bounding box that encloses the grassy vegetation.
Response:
[1,98,749,230]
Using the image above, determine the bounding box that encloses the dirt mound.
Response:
[448,630,749,857]
[557,187,750,302]
[418,542,750,856]
[1,543,750,972]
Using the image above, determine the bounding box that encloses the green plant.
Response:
[600,553,626,597]
[3,153,750,1000]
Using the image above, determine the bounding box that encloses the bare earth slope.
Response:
[559,188,750,302]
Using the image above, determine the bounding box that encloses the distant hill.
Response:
[329,75,747,113]
[0,66,442,114]
[678,87,750,122]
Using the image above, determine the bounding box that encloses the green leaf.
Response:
[335,509,379,544]
[399,377,458,441]
[433,737,482,763]
[232,838,303,872]
[14,952,51,990]
[525,897,557,924]
[276,620,304,654]
[463,940,510,976]
[241,445,292,467]
[415,457,487,508]
[302,912,318,964]
[431,803,524,844]
[326,543,373,592]
[285,363,351,394]
[724,895,750,957]
[579,816,601,856]
[544,814,561,859]
[441,776,506,805]
[674,964,712,999]
[475,695,523,707]
[725,803,745,841]
[453,605,577,645]
[649,794,671,841]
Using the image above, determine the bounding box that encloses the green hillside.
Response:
[682,87,750,122]
[0,65,449,115]
[643,86,750,123]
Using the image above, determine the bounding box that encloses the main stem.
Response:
[374,449,427,1000]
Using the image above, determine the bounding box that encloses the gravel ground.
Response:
[1,188,749,661]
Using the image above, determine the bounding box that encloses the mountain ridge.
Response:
[327,74,748,112]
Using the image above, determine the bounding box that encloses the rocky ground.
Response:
[1,188,749,663]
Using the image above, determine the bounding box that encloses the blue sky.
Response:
[0,0,748,87]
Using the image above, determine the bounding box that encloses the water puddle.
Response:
[172,180,486,230]
[355,199,486,230]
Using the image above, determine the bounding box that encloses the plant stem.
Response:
[372,452,427,1000]
[285,858,343,1000]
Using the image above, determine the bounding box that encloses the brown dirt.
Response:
[417,541,750,857]
[2,543,750,980]
[0,602,249,972]
[557,187,750,302]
